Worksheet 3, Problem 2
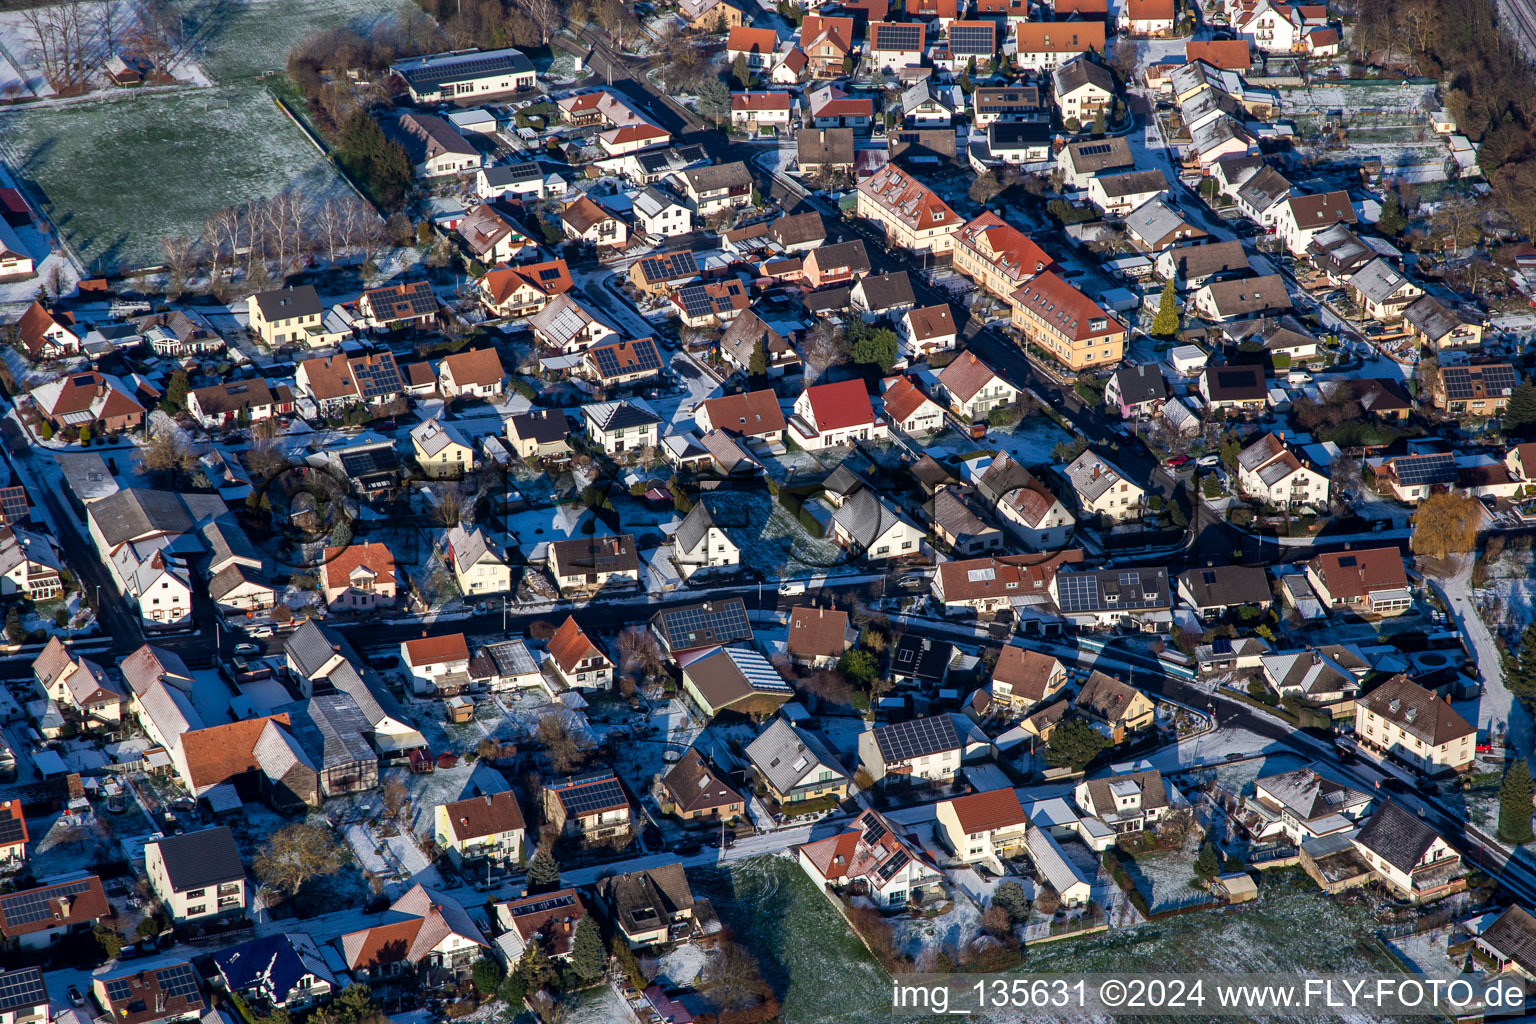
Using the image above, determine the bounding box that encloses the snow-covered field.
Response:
[180,0,399,83]
[0,85,354,271]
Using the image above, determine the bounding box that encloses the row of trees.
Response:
[155,192,383,297]
[20,0,179,91]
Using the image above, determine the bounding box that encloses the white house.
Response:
[789,379,889,449]
[1073,770,1170,838]
[830,488,925,562]
[434,792,526,868]
[144,827,248,923]
[798,808,941,908]
[400,633,472,695]
[936,351,1019,420]
[671,503,741,579]
[445,525,513,596]
[1236,433,1329,507]
[1273,191,1357,256]
[935,789,1029,870]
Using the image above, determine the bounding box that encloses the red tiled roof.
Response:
[881,377,936,424]
[727,26,778,53]
[404,633,470,666]
[938,351,1007,403]
[732,91,793,112]
[786,605,850,659]
[1015,21,1104,53]
[803,379,876,431]
[949,788,1026,834]
[440,347,505,388]
[0,875,109,938]
[1185,39,1251,69]
[699,389,786,436]
[1010,270,1124,342]
[548,616,604,675]
[180,714,292,790]
[443,791,526,841]
[1307,547,1407,601]
[321,543,396,591]
[0,799,26,848]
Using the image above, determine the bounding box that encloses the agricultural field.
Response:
[0,84,353,271]
[180,0,399,83]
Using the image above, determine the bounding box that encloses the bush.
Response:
[472,957,505,997]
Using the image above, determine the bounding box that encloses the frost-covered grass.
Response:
[1120,836,1214,913]
[690,855,893,1024]
[697,490,849,578]
[0,85,353,271]
[180,0,397,82]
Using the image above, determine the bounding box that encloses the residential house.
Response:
[491,889,587,965]
[676,162,754,217]
[867,21,926,69]
[1063,450,1143,521]
[358,281,438,333]
[1355,675,1475,774]
[851,271,917,320]
[1306,548,1411,617]
[1010,271,1127,370]
[800,14,855,77]
[245,287,327,348]
[660,749,744,822]
[789,379,888,448]
[681,0,744,30]
[1121,0,1175,34]
[785,606,854,669]
[505,409,573,461]
[1473,906,1536,980]
[548,536,639,597]
[881,377,945,436]
[932,352,1016,422]
[1059,134,1134,188]
[801,239,872,290]
[144,827,247,922]
[694,389,785,444]
[389,113,481,177]
[1236,432,1329,506]
[1103,363,1167,420]
[990,646,1066,713]
[1403,296,1484,352]
[671,279,750,329]
[400,634,471,696]
[805,86,873,129]
[972,85,1045,128]
[1435,363,1518,419]
[769,210,826,252]
[0,802,26,874]
[1260,648,1362,705]
[1015,21,1105,72]
[543,770,632,840]
[33,637,124,730]
[211,934,336,1011]
[745,717,850,805]
[725,25,778,70]
[1053,57,1116,125]
[583,400,661,456]
[438,348,505,400]
[632,186,693,239]
[628,250,700,295]
[29,371,145,435]
[936,789,1029,867]
[1198,363,1269,414]
[1073,670,1156,741]
[931,551,1083,618]
[1352,801,1464,901]
[595,863,697,948]
[730,91,793,131]
[16,302,80,359]
[583,338,664,389]
[91,963,204,1024]
[434,792,526,867]
[1250,766,1371,844]
[858,715,963,785]
[546,616,613,690]
[1350,258,1423,323]
[1192,275,1291,322]
[855,166,964,255]
[798,808,941,908]
[0,875,110,949]
[1274,191,1357,255]
[560,196,628,250]
[339,885,488,984]
[294,352,403,413]
[899,81,955,126]
[901,304,958,359]
[411,417,474,479]
[832,488,925,561]
[670,503,740,579]
[975,453,1075,550]
[458,203,533,264]
[1156,239,1248,289]
[1074,769,1169,837]
[476,161,548,201]
[528,294,618,354]
[187,379,292,431]
[1177,564,1272,620]
[1377,451,1458,503]
[320,542,397,611]
[953,213,1054,301]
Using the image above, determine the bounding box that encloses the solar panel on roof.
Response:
[947,22,995,54]
[874,22,924,50]
[1054,573,1101,614]
[1391,453,1455,486]
[154,963,200,1001]
[1078,143,1112,156]
[538,267,563,281]
[862,818,889,845]
[0,878,94,927]
[659,600,751,646]
[104,979,134,1003]
[557,775,627,815]
[0,969,46,1014]
[512,892,576,918]
[0,815,24,846]
[875,716,955,762]
[876,849,910,881]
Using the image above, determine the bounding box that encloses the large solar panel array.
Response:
[352,355,401,399]
[0,877,95,927]
[639,250,698,282]
[1077,142,1113,157]
[1057,570,1166,613]
[103,963,200,1007]
[658,599,751,647]
[544,303,591,342]
[0,486,34,524]
[339,447,400,477]
[554,774,628,815]
[862,817,889,846]
[873,22,924,50]
[1054,573,1103,614]
[0,969,46,1013]
[505,160,540,180]
[874,716,956,762]
[1443,364,1518,400]
[1390,453,1456,486]
[590,339,663,379]
[400,51,525,86]
[383,282,438,318]
[677,283,742,320]
[947,21,995,55]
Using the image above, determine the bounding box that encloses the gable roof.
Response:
[661,749,743,814]
[442,791,525,841]
[699,389,786,436]
[1354,800,1440,873]
[149,827,244,891]
[871,714,960,762]
[992,647,1062,703]
[746,717,848,792]
[321,543,397,592]
[547,616,606,675]
[948,788,1026,833]
[180,715,293,791]
[938,351,1008,403]
[786,606,850,660]
[1357,674,1474,747]
[1307,547,1406,600]
[801,379,877,431]
[1074,670,1145,722]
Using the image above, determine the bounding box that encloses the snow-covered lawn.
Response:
[180,0,399,82]
[1119,836,1214,913]
[892,885,981,958]
[696,489,850,577]
[0,85,354,271]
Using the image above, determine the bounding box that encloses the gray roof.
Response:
[1053,56,1114,97]
[831,487,914,549]
[1024,825,1091,894]
[745,717,848,793]
[252,719,318,782]
[1110,363,1167,405]
[822,464,869,501]
[1064,450,1132,504]
[445,525,502,573]
[900,81,951,114]
[284,620,349,679]
[251,286,322,322]
[1161,239,1247,280]
[280,693,377,769]
[1124,196,1193,245]
[585,399,662,433]
[412,417,470,458]
[679,161,752,193]
[1350,257,1412,304]
[202,517,263,574]
[88,489,195,547]
[1201,275,1290,318]
[149,827,244,891]
[1177,565,1270,609]
[1063,135,1133,175]
[55,452,120,503]
[854,271,916,312]
[1353,800,1439,874]
[634,184,685,219]
[675,501,720,554]
[1256,766,1370,821]
[120,644,193,698]
[1097,169,1169,199]
[925,487,993,539]
[480,161,541,187]
[395,47,534,93]
[719,310,793,365]
[1236,165,1292,211]
[1401,295,1465,342]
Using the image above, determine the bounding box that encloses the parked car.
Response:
[1164,455,1191,468]
[233,642,260,656]
[67,986,84,1007]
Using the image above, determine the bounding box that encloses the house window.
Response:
[187,904,206,916]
